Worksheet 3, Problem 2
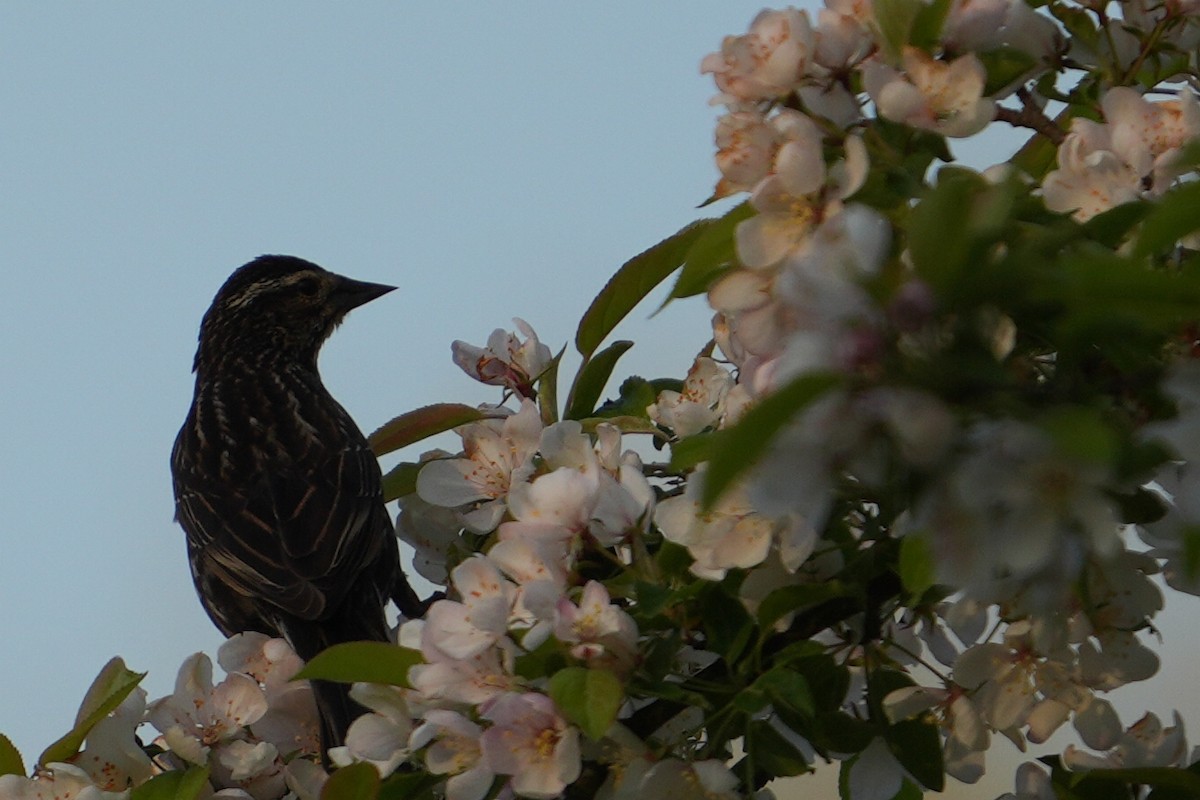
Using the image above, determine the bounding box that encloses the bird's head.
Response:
[194,255,395,372]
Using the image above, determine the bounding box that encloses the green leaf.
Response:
[701,372,842,509]
[1044,250,1200,340]
[0,733,24,778]
[368,404,489,456]
[795,656,851,714]
[909,0,952,49]
[565,340,635,420]
[576,218,716,359]
[322,762,381,800]
[887,719,945,791]
[380,461,421,503]
[631,580,675,620]
[1182,524,1200,582]
[756,582,845,633]
[898,535,935,598]
[1134,180,1200,258]
[757,668,816,719]
[745,718,812,779]
[514,636,569,681]
[131,766,211,800]
[579,415,666,440]
[1038,406,1118,466]
[908,172,978,294]
[669,431,715,472]
[379,771,444,800]
[816,711,874,754]
[40,657,146,766]
[667,202,755,301]
[975,46,1038,96]
[1082,201,1150,249]
[701,585,756,665]
[593,376,681,419]
[1071,766,1200,796]
[548,667,623,741]
[874,0,924,59]
[537,346,564,425]
[293,642,422,687]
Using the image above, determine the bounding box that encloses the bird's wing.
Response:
[173,433,395,626]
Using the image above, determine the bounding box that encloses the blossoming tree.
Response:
[5,2,1200,798]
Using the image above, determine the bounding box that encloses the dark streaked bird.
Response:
[171,255,422,757]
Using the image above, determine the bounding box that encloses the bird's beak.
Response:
[334,276,397,312]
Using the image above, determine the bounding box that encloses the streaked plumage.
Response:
[171,255,421,756]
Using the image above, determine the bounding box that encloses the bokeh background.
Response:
[1,5,1195,799]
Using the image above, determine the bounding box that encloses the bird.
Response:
[170,254,424,759]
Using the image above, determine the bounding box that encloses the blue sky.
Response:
[0,0,758,758]
[1,6,1197,799]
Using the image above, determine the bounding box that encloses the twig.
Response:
[994,88,1066,145]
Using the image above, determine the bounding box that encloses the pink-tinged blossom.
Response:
[553,581,638,673]
[452,318,552,399]
[814,2,873,71]
[1042,118,1141,221]
[712,110,780,198]
[943,0,1060,61]
[636,759,742,799]
[733,134,868,271]
[648,357,735,437]
[656,468,815,577]
[70,687,154,791]
[0,762,131,800]
[210,739,287,800]
[1145,361,1200,463]
[1063,712,1189,770]
[396,493,471,584]
[847,737,913,800]
[423,557,517,659]
[590,450,655,546]
[941,0,1014,52]
[1045,88,1200,221]
[885,683,989,782]
[328,684,413,777]
[1025,664,1121,751]
[953,640,1039,734]
[146,652,268,765]
[283,759,328,800]
[417,399,542,532]
[752,387,954,533]
[1139,462,1200,595]
[701,8,816,104]
[479,693,581,799]
[864,48,996,138]
[499,463,600,561]
[409,631,519,706]
[217,634,319,757]
[997,762,1055,800]
[914,419,1119,594]
[772,204,891,382]
[410,710,494,800]
[1077,630,1160,691]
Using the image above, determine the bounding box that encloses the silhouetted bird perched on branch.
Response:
[171,255,423,758]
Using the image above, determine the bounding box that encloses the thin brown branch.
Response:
[994,88,1066,146]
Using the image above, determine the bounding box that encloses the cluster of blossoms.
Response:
[1043,87,1200,221]
[0,635,328,799]
[683,1,1200,795]
[9,3,1200,800]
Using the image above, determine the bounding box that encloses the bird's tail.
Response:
[279,606,390,763]
[310,678,362,756]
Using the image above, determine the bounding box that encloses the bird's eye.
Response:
[295,277,321,297]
